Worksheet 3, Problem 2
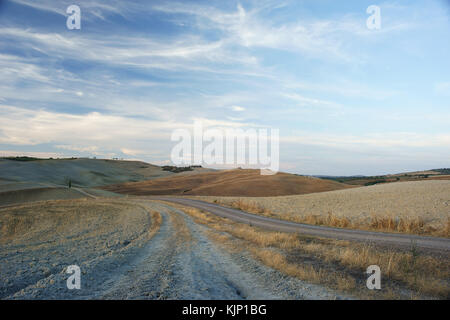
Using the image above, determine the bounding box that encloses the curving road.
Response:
[150,197,450,253]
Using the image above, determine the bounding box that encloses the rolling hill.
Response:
[101,168,354,197]
[0,157,212,190]
[0,157,213,205]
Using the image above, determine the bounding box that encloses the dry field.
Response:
[0,198,161,299]
[102,169,352,197]
[172,203,450,299]
[194,180,450,237]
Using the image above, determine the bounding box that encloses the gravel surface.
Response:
[100,202,348,299]
[0,199,153,299]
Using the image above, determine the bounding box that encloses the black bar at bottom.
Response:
[0,300,447,319]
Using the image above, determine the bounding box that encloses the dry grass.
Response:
[251,248,327,283]
[294,211,447,237]
[174,204,450,299]
[146,210,163,241]
[166,208,194,247]
[230,199,271,214]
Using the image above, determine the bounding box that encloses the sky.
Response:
[0,0,449,176]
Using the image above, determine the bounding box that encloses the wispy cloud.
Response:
[152,2,351,61]
[0,105,260,159]
[434,82,450,95]
[231,105,245,112]
[9,0,130,21]
[283,132,450,149]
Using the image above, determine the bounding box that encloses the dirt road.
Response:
[151,197,450,253]
[98,202,346,299]
[1,199,346,299]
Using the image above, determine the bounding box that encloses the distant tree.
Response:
[64,176,72,188]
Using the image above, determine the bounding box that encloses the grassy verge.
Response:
[171,203,449,299]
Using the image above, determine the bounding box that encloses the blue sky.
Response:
[0,0,449,175]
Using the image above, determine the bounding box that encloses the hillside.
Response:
[320,168,450,186]
[0,158,212,190]
[101,169,354,197]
